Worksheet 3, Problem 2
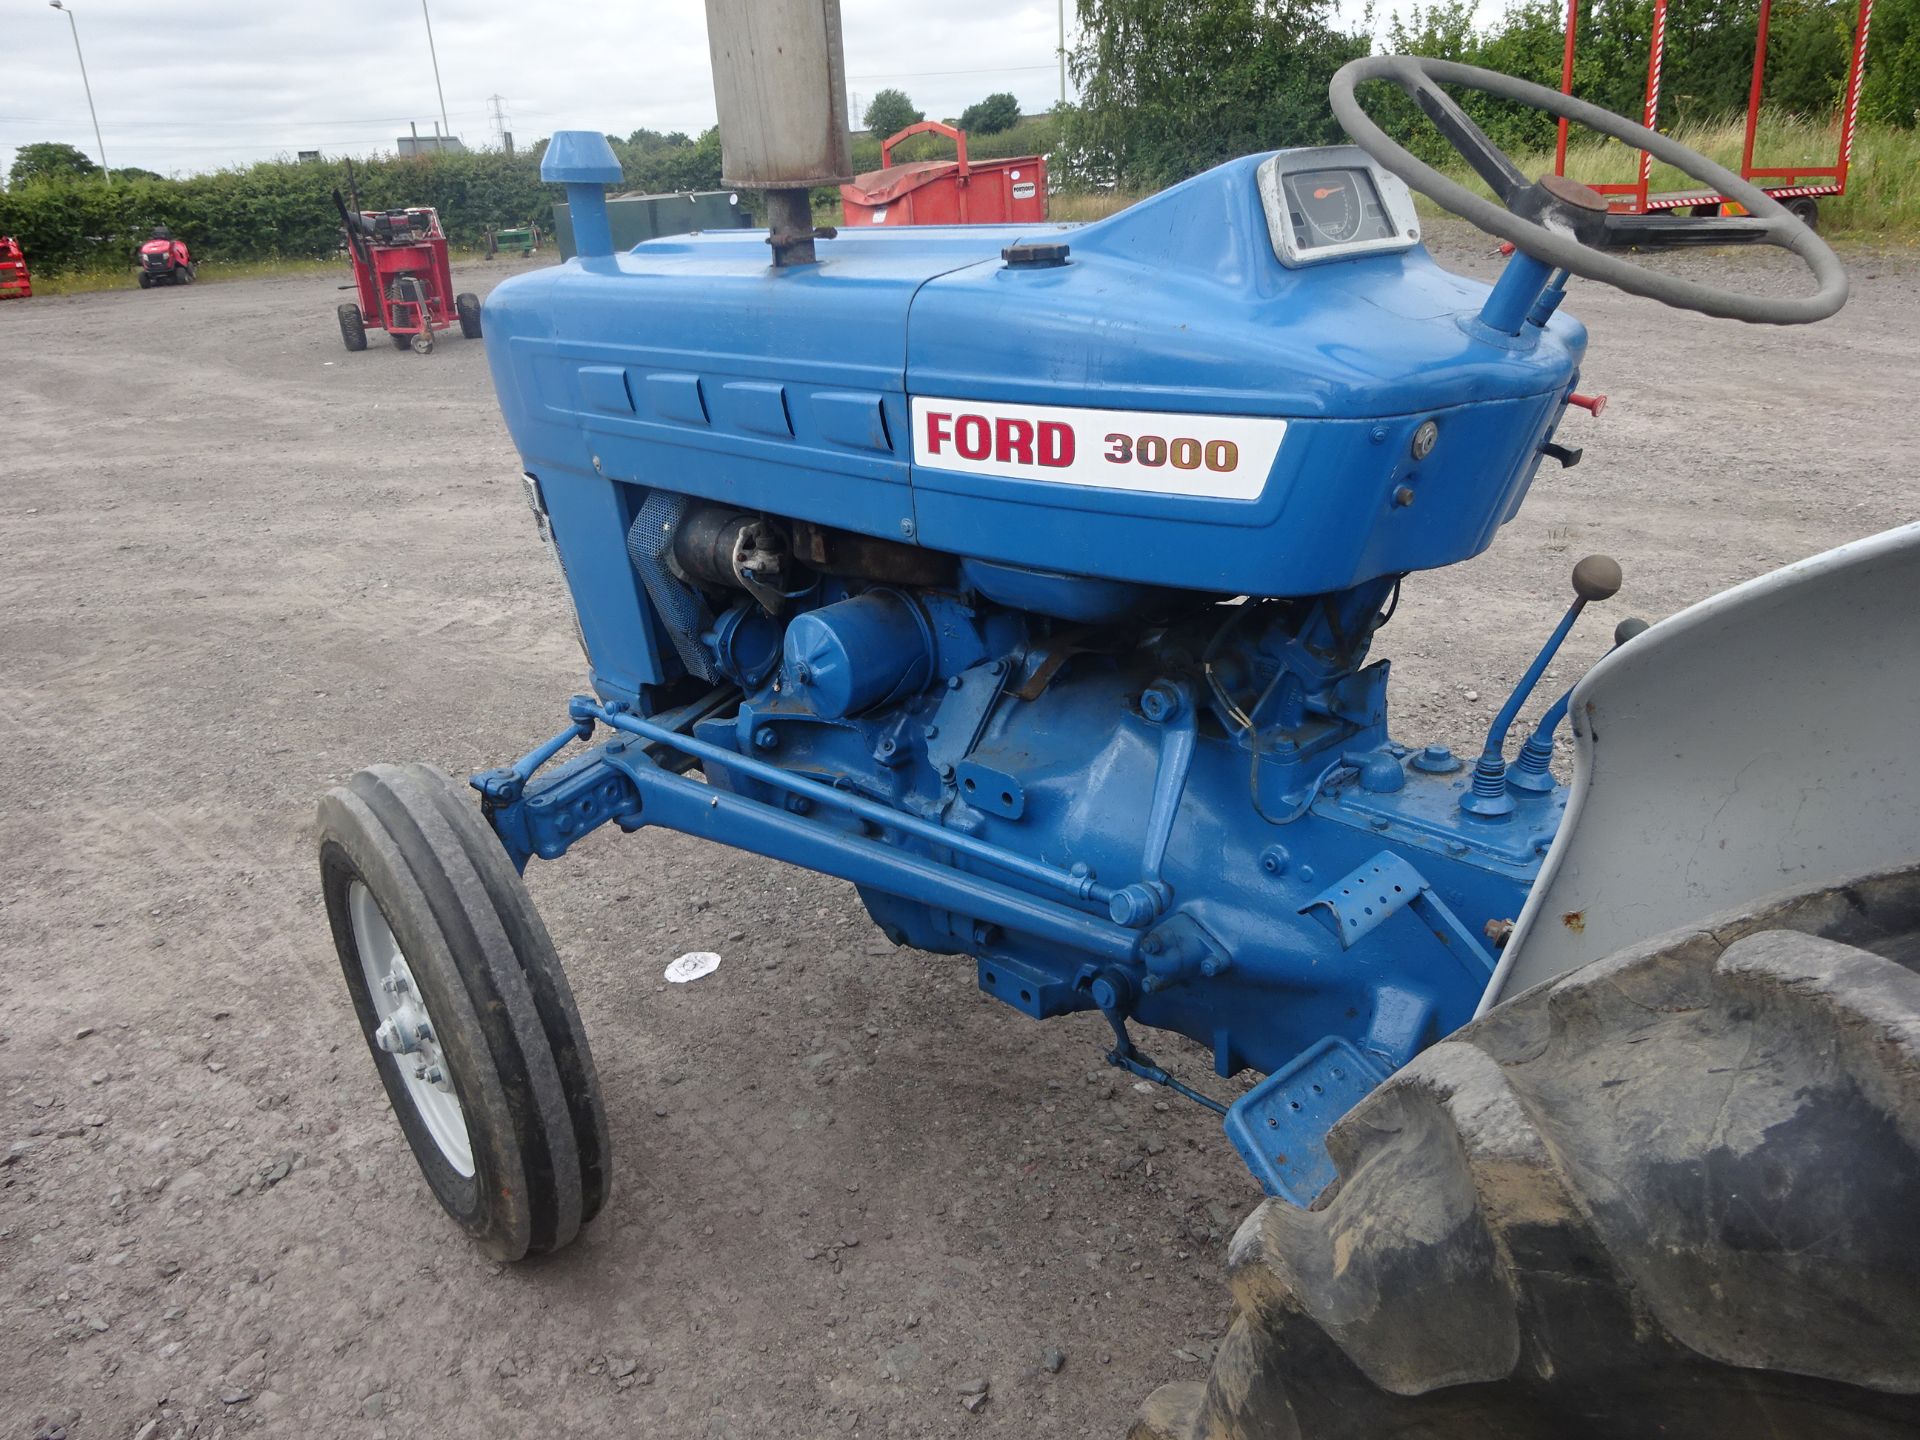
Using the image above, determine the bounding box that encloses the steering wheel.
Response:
[1329,56,1847,325]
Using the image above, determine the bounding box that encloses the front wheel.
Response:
[337,303,367,352]
[456,291,482,339]
[137,272,153,290]
[1136,865,1920,1439]
[317,763,610,1260]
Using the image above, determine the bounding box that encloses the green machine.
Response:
[489,227,537,257]
[550,188,754,259]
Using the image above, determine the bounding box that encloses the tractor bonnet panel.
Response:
[481,150,1587,601]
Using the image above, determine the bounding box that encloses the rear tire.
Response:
[1787,196,1820,229]
[337,303,367,352]
[456,291,482,339]
[1135,866,1920,1439]
[317,763,610,1260]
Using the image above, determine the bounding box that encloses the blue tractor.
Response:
[317,47,1920,1438]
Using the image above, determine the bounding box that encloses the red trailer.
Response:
[841,121,1048,227]
[0,236,30,299]
[1554,0,1875,226]
[332,192,479,355]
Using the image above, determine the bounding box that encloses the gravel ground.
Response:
[2,227,1917,1440]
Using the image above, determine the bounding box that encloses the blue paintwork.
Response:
[1475,248,1559,334]
[1225,1037,1387,1201]
[480,151,1587,708]
[540,130,623,184]
[471,139,1604,1202]
[541,132,623,260]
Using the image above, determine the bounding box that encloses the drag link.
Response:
[572,697,1115,909]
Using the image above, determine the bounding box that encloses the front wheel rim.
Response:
[348,880,475,1176]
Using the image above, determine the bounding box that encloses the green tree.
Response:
[1861,0,1920,125]
[958,92,1023,134]
[11,141,100,187]
[1066,0,1368,189]
[863,88,924,137]
[626,127,694,152]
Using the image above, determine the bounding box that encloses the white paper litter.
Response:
[664,951,722,984]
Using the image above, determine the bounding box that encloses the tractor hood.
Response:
[483,150,1586,596]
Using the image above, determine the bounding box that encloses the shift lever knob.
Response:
[1572,554,1622,602]
[1462,553,1624,819]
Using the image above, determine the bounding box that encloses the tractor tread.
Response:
[1133,865,1920,1439]
[400,763,611,1225]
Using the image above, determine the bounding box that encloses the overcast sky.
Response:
[2,0,1430,182]
[2,1,1077,180]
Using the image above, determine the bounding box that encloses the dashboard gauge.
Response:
[1287,169,1366,244]
[1256,148,1420,268]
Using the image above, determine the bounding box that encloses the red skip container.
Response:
[840,121,1047,227]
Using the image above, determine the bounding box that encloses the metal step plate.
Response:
[1224,1036,1389,1204]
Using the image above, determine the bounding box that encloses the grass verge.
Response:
[1045,117,1917,246]
[1451,114,1918,242]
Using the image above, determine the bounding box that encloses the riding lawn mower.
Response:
[135,227,192,288]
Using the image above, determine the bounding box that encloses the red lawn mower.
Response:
[333,189,479,355]
[135,227,194,288]
[0,236,30,299]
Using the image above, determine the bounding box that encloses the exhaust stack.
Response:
[703,0,854,266]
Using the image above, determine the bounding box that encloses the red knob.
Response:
[1568,391,1607,417]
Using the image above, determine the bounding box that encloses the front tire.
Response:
[1135,866,1920,1439]
[337,303,367,352]
[137,272,153,290]
[456,291,482,339]
[317,763,610,1260]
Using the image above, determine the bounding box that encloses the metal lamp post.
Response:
[1058,0,1067,106]
[48,0,110,185]
[421,0,452,152]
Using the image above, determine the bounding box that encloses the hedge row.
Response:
[0,150,561,275]
[0,112,1066,276]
